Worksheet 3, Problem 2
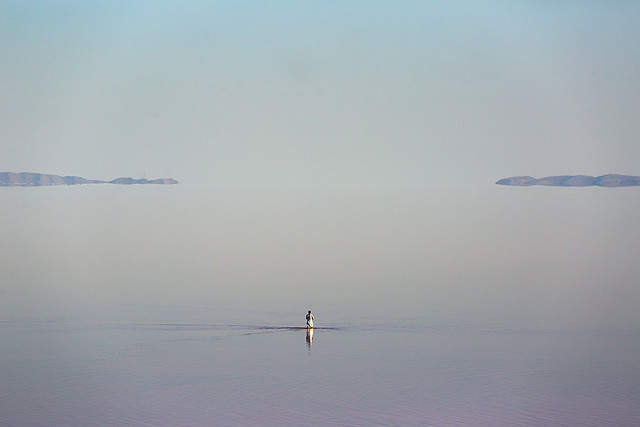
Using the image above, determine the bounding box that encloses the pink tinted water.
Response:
[2,310,639,426]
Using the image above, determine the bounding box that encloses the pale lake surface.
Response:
[2,186,640,425]
[1,307,639,426]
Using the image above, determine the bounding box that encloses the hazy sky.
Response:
[2,1,639,187]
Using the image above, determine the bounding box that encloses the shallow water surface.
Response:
[2,308,639,426]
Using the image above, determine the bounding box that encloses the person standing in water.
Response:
[306,310,314,329]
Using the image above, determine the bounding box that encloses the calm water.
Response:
[2,186,640,425]
[1,306,639,426]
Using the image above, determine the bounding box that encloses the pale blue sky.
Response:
[2,1,640,187]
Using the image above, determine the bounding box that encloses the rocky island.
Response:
[0,172,178,186]
[496,174,640,187]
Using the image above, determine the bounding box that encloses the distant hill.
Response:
[496,174,640,187]
[0,172,178,186]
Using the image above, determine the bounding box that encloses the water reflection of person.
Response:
[306,327,314,348]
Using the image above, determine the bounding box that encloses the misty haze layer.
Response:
[2,187,638,328]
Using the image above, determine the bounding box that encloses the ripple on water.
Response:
[2,320,639,426]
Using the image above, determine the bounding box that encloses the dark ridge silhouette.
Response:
[0,172,178,186]
[496,174,640,187]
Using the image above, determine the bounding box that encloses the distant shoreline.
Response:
[496,174,640,187]
[0,172,178,186]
